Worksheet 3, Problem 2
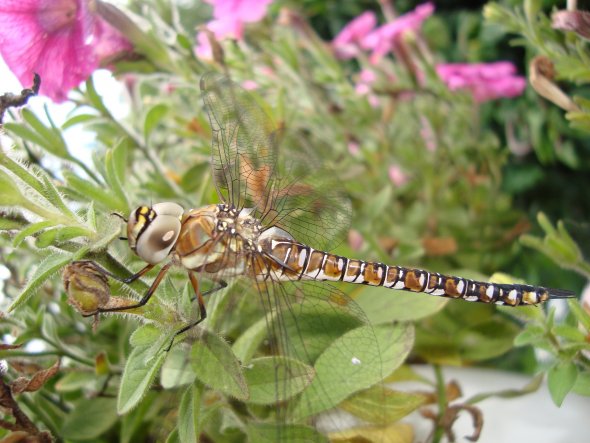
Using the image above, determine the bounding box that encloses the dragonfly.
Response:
[76,73,575,440]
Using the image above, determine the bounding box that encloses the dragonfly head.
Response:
[127,202,184,264]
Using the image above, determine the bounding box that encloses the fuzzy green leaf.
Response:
[189,330,248,401]
[0,153,45,195]
[61,397,118,440]
[118,344,167,414]
[0,169,26,206]
[64,171,127,212]
[13,220,57,247]
[21,108,69,158]
[8,252,73,312]
[178,383,202,443]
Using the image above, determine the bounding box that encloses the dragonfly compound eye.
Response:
[130,202,184,264]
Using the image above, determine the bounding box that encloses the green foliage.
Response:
[0,1,588,442]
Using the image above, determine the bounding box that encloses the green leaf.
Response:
[341,387,428,424]
[8,252,73,312]
[0,153,45,195]
[3,122,50,150]
[86,201,97,231]
[12,220,56,247]
[130,323,163,347]
[548,361,578,406]
[466,373,543,404]
[85,76,109,114]
[293,323,414,420]
[64,170,127,212]
[105,143,129,209]
[189,330,248,401]
[61,397,118,440]
[40,175,76,219]
[144,103,169,140]
[0,168,26,206]
[178,383,202,443]
[232,315,273,364]
[21,108,69,158]
[553,324,587,342]
[572,371,590,396]
[61,113,99,130]
[363,185,392,223]
[118,344,167,414]
[55,371,99,393]
[568,299,590,332]
[514,324,546,347]
[36,226,91,248]
[244,356,314,405]
[245,423,328,443]
[356,286,448,323]
[0,217,24,230]
[160,345,196,389]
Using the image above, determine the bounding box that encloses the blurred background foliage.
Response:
[0,0,589,442]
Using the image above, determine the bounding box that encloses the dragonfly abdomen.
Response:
[267,239,567,306]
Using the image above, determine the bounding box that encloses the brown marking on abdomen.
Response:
[362,262,385,286]
[404,269,427,292]
[323,254,344,279]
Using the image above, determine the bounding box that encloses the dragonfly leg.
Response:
[81,262,172,316]
[74,260,155,284]
[190,279,228,302]
[165,274,227,351]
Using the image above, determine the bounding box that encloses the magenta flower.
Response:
[0,0,131,102]
[196,0,273,60]
[362,2,434,63]
[332,11,377,60]
[436,62,527,102]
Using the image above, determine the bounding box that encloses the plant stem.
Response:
[432,364,447,443]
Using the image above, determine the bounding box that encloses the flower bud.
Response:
[62,262,110,315]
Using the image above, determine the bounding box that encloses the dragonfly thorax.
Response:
[173,204,264,275]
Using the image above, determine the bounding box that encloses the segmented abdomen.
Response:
[265,239,562,306]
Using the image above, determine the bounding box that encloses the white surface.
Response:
[403,366,590,443]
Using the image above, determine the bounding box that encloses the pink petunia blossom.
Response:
[362,2,434,63]
[332,11,377,60]
[0,0,131,102]
[196,0,273,60]
[436,62,527,103]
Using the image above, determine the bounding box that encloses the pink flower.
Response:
[355,69,379,107]
[419,115,437,152]
[241,80,259,90]
[332,11,377,60]
[363,2,434,63]
[388,164,409,186]
[196,0,273,60]
[348,229,364,251]
[436,62,527,102]
[347,140,360,155]
[0,0,131,102]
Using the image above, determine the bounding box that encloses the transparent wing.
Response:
[200,72,278,211]
[200,73,351,250]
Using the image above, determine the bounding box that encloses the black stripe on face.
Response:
[135,207,157,244]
